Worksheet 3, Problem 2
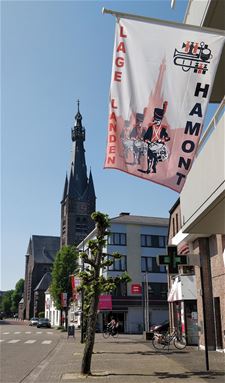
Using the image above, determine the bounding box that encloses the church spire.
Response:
[68,101,87,198]
[71,99,85,142]
[60,101,96,248]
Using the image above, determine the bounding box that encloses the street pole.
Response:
[80,285,84,343]
[200,264,209,371]
[80,242,85,344]
[144,273,149,332]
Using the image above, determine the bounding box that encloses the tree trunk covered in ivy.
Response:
[80,212,131,375]
[81,288,100,374]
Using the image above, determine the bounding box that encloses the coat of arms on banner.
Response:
[104,17,224,192]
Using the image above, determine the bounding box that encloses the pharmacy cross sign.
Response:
[157,245,188,274]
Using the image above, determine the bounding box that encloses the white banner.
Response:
[105,17,224,192]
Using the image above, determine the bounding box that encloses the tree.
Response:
[1,290,14,316]
[11,278,24,313]
[79,212,131,375]
[49,246,79,329]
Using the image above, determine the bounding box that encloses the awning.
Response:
[168,277,181,302]
[168,275,197,302]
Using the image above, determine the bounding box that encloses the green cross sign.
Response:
[157,245,188,274]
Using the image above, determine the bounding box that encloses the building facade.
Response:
[22,235,60,320]
[45,290,61,327]
[60,102,96,247]
[167,0,225,352]
[77,212,169,333]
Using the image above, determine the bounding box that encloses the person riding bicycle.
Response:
[108,317,118,335]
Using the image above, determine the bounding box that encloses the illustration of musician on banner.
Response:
[121,101,170,174]
[141,101,170,174]
[104,15,224,192]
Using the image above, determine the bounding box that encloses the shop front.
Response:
[168,275,198,345]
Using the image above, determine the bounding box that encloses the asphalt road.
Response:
[0,321,61,383]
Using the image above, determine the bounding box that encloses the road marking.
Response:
[8,339,20,343]
[41,340,52,344]
[46,332,53,335]
[14,331,21,334]
[25,331,32,334]
[3,332,10,334]
[0,339,5,342]
[25,340,36,344]
[36,332,42,334]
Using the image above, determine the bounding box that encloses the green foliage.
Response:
[38,311,45,318]
[80,212,131,375]
[1,290,14,315]
[0,278,24,316]
[11,278,24,313]
[49,246,79,310]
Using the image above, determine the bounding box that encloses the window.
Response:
[172,218,175,237]
[148,282,168,299]
[108,255,127,271]
[76,216,87,233]
[112,281,127,296]
[159,265,166,273]
[176,213,179,232]
[159,236,166,247]
[108,232,126,246]
[141,257,166,273]
[182,265,195,275]
[141,257,152,272]
[141,234,167,248]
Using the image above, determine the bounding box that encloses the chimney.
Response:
[119,212,130,216]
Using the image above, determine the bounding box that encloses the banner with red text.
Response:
[104,17,224,192]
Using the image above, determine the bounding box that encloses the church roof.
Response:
[27,235,60,264]
[34,272,52,291]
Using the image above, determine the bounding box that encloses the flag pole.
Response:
[102,7,225,36]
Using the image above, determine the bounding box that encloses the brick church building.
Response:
[20,103,96,320]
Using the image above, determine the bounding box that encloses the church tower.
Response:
[60,101,96,247]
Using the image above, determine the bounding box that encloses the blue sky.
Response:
[1,0,218,291]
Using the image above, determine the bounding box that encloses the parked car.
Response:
[37,318,51,328]
[29,317,39,326]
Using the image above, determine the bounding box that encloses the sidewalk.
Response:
[23,331,225,383]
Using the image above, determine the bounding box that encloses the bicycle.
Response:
[152,329,186,351]
[102,324,119,339]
